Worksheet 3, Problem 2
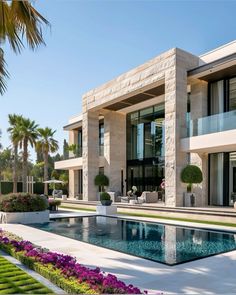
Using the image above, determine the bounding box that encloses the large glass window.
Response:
[99,121,104,156]
[209,77,236,115]
[127,103,165,161]
[126,103,165,192]
[229,77,236,111]
[209,153,224,206]
[209,80,224,115]
[208,152,236,206]
[77,129,82,157]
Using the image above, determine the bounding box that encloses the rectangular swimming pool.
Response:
[31,215,236,265]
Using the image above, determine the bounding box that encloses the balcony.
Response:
[54,147,83,170]
[181,111,236,153]
[189,110,236,137]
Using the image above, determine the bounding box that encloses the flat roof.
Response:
[188,53,236,81]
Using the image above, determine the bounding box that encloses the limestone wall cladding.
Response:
[165,49,199,207]
[104,111,126,195]
[82,49,177,111]
[82,111,99,200]
[82,47,200,205]
[189,79,208,206]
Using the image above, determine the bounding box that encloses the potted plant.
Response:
[181,165,203,207]
[100,192,112,206]
[48,199,61,211]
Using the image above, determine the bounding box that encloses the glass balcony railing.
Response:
[188,110,236,137]
[63,147,82,160]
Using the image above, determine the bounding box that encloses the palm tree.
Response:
[36,127,59,195]
[0,0,50,94]
[7,114,22,193]
[18,117,38,192]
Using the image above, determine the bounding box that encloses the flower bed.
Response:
[0,229,145,294]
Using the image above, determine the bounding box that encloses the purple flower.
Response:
[0,228,145,294]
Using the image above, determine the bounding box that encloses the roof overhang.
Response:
[63,121,82,131]
[188,53,236,82]
[104,83,165,111]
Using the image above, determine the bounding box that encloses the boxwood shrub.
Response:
[0,193,49,212]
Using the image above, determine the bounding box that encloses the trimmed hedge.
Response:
[1,245,96,294]
[0,193,49,212]
[0,181,68,196]
[0,232,144,294]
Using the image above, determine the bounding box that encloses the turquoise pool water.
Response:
[31,216,236,265]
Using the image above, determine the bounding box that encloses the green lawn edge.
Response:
[59,205,236,228]
[0,255,52,294]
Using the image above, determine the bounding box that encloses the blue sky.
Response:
[0,0,236,161]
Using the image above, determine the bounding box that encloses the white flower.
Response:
[132,186,137,192]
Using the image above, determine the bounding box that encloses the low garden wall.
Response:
[0,210,49,224]
[0,193,49,224]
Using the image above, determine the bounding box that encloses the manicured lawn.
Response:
[60,205,236,228]
[0,256,52,294]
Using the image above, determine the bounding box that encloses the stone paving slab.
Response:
[1,217,236,294]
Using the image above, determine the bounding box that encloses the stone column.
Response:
[82,111,99,201]
[104,111,126,195]
[164,49,199,207]
[68,170,78,198]
[190,79,208,206]
[68,129,80,198]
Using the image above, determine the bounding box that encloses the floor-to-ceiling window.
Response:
[209,153,224,206]
[209,152,236,206]
[99,120,104,156]
[126,103,165,192]
[208,77,236,206]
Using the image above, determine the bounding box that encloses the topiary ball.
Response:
[94,174,109,187]
[181,165,203,184]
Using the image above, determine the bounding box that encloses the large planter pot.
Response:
[0,210,49,224]
[96,205,117,215]
[184,193,196,207]
[100,200,113,206]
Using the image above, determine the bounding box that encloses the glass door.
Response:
[209,80,224,115]
[229,152,236,205]
[209,153,224,206]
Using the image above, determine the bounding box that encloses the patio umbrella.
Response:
[43,179,64,190]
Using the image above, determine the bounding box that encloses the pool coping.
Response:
[50,209,236,233]
[1,222,236,294]
[47,212,236,266]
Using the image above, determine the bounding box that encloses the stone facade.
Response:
[55,41,236,206]
[103,111,126,195]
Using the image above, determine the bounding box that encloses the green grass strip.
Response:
[60,205,236,228]
[0,255,52,294]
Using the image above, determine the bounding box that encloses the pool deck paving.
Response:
[1,211,236,294]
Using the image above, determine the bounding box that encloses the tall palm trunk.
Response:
[13,144,18,193]
[43,151,48,195]
[22,139,28,193]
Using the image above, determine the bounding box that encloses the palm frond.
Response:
[10,0,50,50]
[0,0,24,53]
[0,48,9,95]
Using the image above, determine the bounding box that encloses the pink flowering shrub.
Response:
[0,193,48,212]
[0,229,146,294]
